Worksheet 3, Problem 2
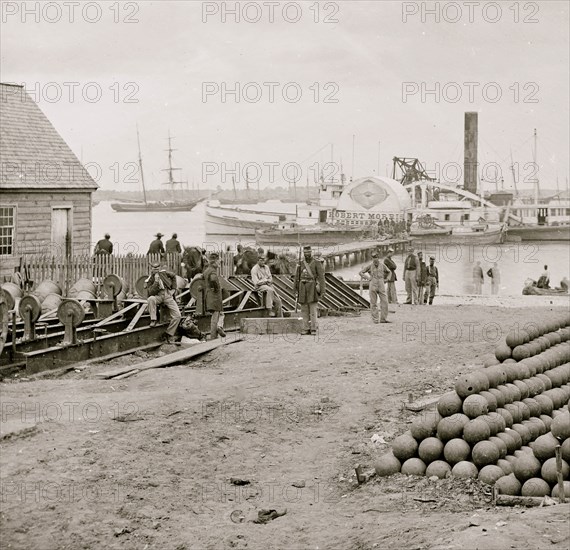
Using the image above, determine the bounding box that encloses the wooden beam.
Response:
[93,302,138,328]
[236,291,252,311]
[241,317,304,335]
[95,335,243,379]
[124,303,148,332]
[223,290,244,304]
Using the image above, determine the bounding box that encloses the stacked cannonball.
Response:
[375,314,570,498]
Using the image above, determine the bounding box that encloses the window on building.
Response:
[0,206,15,255]
[444,214,450,221]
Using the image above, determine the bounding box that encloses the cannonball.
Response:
[463,418,491,444]
[521,478,551,497]
[462,394,489,419]
[391,433,418,462]
[472,440,500,468]
[526,417,547,437]
[489,436,508,459]
[530,432,559,461]
[513,401,531,421]
[541,457,570,484]
[495,473,521,495]
[418,437,444,464]
[451,461,478,479]
[534,394,555,416]
[551,411,570,440]
[521,420,541,441]
[410,411,442,442]
[495,343,512,362]
[552,481,570,498]
[496,431,518,455]
[540,414,553,431]
[521,398,541,418]
[506,330,525,348]
[374,452,401,477]
[513,453,542,482]
[497,385,513,405]
[436,413,469,442]
[504,428,523,450]
[513,380,530,400]
[443,438,471,465]
[437,392,463,417]
[497,458,513,475]
[511,423,532,446]
[425,460,451,479]
[479,391,498,412]
[561,438,570,462]
[504,403,522,424]
[489,388,506,408]
[401,457,427,476]
[455,374,481,398]
[496,407,514,428]
[483,355,501,367]
[478,465,505,485]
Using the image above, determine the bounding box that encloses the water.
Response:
[93,201,570,296]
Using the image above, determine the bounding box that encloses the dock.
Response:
[320,238,410,270]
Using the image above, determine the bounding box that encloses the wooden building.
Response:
[0,83,98,281]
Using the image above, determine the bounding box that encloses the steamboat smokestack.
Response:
[464,112,478,195]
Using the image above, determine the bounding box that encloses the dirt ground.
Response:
[1,301,570,550]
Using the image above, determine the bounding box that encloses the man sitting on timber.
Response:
[251,255,283,317]
[359,252,390,323]
[144,261,181,344]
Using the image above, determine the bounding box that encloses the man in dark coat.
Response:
[144,261,181,343]
[165,233,182,254]
[94,233,113,255]
[294,246,326,335]
[416,251,428,304]
[147,233,165,255]
[202,253,226,340]
[383,247,398,304]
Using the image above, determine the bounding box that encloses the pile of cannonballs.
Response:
[375,315,570,498]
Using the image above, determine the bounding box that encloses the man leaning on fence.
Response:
[144,261,181,344]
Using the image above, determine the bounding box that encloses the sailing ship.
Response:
[111,130,202,213]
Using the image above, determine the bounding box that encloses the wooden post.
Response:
[555,445,566,504]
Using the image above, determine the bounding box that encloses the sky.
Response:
[2,0,569,193]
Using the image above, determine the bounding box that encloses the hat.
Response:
[371,252,379,258]
[387,247,395,253]
[429,256,435,261]
[155,232,163,238]
[303,246,312,252]
[150,261,160,269]
[209,252,219,260]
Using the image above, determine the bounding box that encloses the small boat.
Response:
[522,279,568,296]
[411,220,506,246]
[255,222,376,246]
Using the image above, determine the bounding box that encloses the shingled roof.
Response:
[0,83,98,190]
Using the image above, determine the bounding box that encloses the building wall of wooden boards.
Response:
[0,190,92,280]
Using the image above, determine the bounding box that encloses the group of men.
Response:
[472,261,501,295]
[401,247,440,305]
[94,233,183,256]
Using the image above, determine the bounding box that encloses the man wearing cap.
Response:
[383,247,398,304]
[294,246,326,335]
[424,256,439,305]
[360,251,390,323]
[202,252,227,339]
[251,254,283,317]
[94,233,113,255]
[147,233,165,255]
[402,247,418,304]
[416,251,428,305]
[144,261,181,343]
[166,233,182,254]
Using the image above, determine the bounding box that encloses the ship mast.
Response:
[136,124,148,204]
[509,149,518,196]
[161,130,185,201]
[533,128,539,205]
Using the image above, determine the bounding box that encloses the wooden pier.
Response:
[320,238,410,271]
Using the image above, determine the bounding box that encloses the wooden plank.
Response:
[95,335,243,379]
[236,291,252,311]
[240,317,304,335]
[405,392,452,412]
[92,302,139,327]
[124,303,148,332]
[496,495,559,507]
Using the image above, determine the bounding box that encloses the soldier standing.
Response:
[94,233,113,255]
[202,252,226,339]
[360,252,390,323]
[166,233,182,254]
[294,246,326,335]
[383,247,398,304]
[416,251,428,305]
[472,261,484,294]
[147,233,165,255]
[402,247,418,304]
[424,256,439,305]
